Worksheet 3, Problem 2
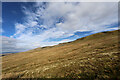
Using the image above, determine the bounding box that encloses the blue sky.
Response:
[2,2,33,37]
[1,2,118,53]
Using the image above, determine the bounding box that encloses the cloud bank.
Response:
[1,36,27,53]
[2,2,118,53]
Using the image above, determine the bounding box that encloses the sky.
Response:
[1,2,118,53]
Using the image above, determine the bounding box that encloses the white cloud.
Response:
[9,2,118,52]
[0,28,4,34]
[0,17,3,34]
[55,2,118,33]
[31,21,38,27]
[1,36,29,53]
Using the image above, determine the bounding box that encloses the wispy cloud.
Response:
[0,28,4,34]
[1,36,72,53]
[7,2,118,52]
[0,17,3,35]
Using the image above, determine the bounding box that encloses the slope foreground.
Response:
[2,30,120,79]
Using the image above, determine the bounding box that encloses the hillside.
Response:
[2,30,120,79]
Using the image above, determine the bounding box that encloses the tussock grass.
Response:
[2,30,120,79]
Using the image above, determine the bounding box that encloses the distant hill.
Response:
[2,30,120,79]
[1,52,18,54]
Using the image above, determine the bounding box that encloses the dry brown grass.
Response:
[2,30,120,79]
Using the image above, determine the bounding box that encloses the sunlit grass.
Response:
[2,30,120,79]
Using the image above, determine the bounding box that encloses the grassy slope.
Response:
[2,30,120,79]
